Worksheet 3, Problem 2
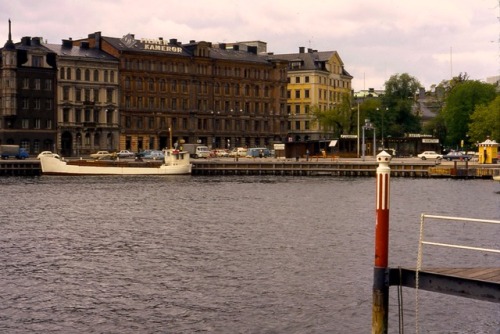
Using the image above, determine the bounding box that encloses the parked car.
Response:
[90,151,112,159]
[442,151,472,161]
[246,147,271,158]
[37,151,57,159]
[117,150,135,158]
[417,151,443,160]
[228,147,248,157]
[215,149,229,157]
[143,150,164,160]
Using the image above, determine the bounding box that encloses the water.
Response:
[0,175,499,334]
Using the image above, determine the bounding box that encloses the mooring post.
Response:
[372,151,392,334]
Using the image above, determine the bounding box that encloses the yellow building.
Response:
[478,138,498,164]
[271,47,353,141]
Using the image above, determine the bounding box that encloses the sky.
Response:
[1,0,499,91]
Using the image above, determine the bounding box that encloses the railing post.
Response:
[372,151,392,333]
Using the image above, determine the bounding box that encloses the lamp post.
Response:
[362,119,376,161]
[376,107,388,148]
[357,103,360,158]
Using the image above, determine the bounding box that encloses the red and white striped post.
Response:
[372,151,392,334]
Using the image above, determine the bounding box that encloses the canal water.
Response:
[0,175,499,334]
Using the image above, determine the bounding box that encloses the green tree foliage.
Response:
[380,73,422,137]
[440,80,497,146]
[468,95,500,143]
[312,92,354,138]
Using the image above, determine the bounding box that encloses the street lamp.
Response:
[376,107,388,148]
[362,119,376,161]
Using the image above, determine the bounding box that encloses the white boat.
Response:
[40,149,192,175]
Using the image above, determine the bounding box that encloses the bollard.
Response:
[372,151,392,334]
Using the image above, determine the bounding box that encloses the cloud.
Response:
[1,0,498,90]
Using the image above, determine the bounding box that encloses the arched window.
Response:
[60,68,65,80]
[84,69,90,81]
[76,68,81,80]
[66,68,71,79]
[93,70,99,81]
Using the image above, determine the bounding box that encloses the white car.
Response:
[90,151,112,159]
[117,150,135,158]
[37,151,57,159]
[417,151,443,160]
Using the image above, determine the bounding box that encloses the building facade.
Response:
[270,47,353,142]
[0,22,57,155]
[74,32,289,152]
[44,39,120,157]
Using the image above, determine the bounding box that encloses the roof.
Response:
[44,43,117,61]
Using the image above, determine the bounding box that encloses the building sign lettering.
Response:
[120,34,182,53]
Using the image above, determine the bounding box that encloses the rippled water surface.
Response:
[0,175,499,333]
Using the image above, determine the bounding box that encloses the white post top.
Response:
[377,151,392,167]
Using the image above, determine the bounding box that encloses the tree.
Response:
[312,92,354,138]
[440,80,497,147]
[468,95,500,143]
[380,73,422,137]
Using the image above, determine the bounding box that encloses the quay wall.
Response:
[1,159,498,178]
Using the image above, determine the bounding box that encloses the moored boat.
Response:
[40,149,192,175]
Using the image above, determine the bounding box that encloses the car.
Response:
[417,151,443,160]
[90,151,112,159]
[143,150,164,160]
[442,151,472,161]
[215,149,229,157]
[246,147,271,158]
[116,150,135,158]
[37,151,57,159]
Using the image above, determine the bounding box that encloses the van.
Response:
[246,148,271,158]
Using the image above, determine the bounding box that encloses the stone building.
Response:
[44,39,120,157]
[270,47,353,142]
[0,21,57,155]
[74,32,289,152]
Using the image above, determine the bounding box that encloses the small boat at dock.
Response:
[40,149,192,175]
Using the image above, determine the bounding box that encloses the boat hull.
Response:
[40,154,192,175]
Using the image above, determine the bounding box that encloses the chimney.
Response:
[233,44,239,51]
[32,37,42,46]
[299,46,305,53]
[169,38,177,44]
[62,39,73,48]
[21,36,31,46]
[80,41,89,49]
[307,48,313,53]
[219,43,226,50]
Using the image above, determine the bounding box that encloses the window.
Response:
[148,79,155,91]
[85,109,91,122]
[63,108,70,122]
[305,76,309,83]
[106,89,113,103]
[295,90,300,99]
[305,90,310,98]
[66,68,71,79]
[84,69,90,81]
[110,71,115,82]
[63,87,70,100]
[22,78,29,89]
[22,119,29,128]
[45,99,52,110]
[34,99,41,110]
[32,55,42,67]
[84,89,90,101]
[104,70,108,82]
[106,109,113,124]
[295,77,300,83]
[94,89,99,102]
[295,105,300,114]
[46,120,52,129]
[60,68,65,80]
[148,117,154,129]
[33,119,40,130]
[76,68,81,80]
[76,89,81,101]
[75,109,81,123]
[22,98,29,109]
[93,70,99,81]
[34,79,41,90]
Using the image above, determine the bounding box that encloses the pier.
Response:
[1,158,499,178]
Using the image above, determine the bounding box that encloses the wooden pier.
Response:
[0,160,41,176]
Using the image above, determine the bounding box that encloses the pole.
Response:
[357,103,360,158]
[362,126,366,161]
[373,128,376,158]
[372,151,392,333]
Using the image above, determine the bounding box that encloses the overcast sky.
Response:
[1,0,499,91]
